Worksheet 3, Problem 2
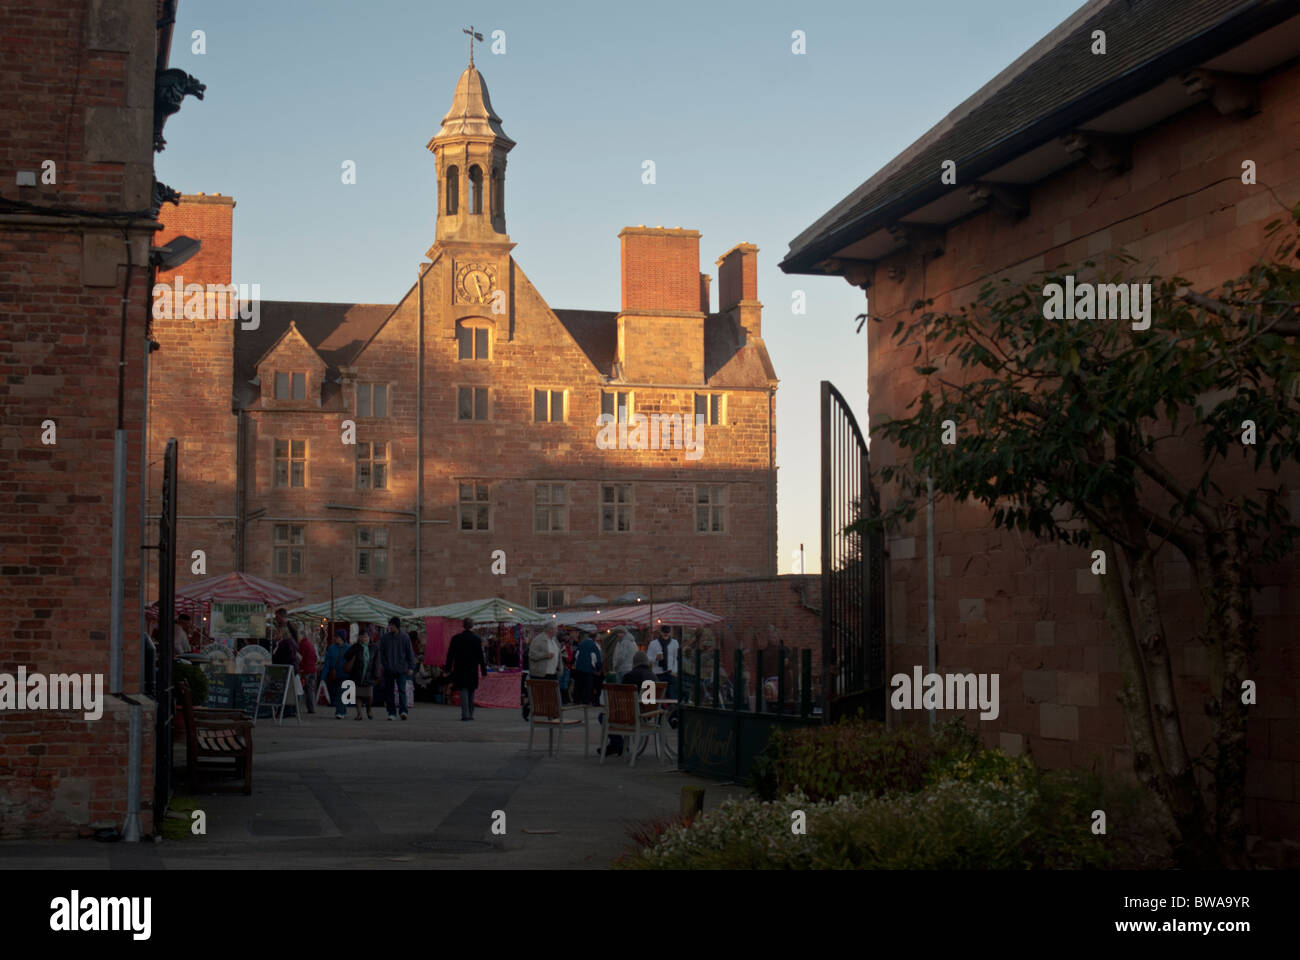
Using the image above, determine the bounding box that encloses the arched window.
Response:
[445,165,459,216]
[491,167,503,216]
[469,165,483,215]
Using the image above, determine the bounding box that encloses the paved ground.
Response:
[0,699,746,870]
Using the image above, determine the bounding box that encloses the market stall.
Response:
[408,598,547,708]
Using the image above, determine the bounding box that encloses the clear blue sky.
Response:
[158,0,1084,575]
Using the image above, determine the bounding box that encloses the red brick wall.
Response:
[867,61,1300,839]
[689,575,822,700]
[148,195,240,604]
[0,0,159,838]
[717,243,758,311]
[619,227,700,314]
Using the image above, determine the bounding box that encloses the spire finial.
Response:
[463,25,484,66]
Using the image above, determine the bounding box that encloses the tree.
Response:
[863,210,1300,868]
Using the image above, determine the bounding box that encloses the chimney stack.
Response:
[716,242,761,341]
[155,193,236,287]
[616,226,705,383]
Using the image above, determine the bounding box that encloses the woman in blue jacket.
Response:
[319,629,350,719]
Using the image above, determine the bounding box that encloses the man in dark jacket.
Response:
[445,617,488,721]
[378,616,415,720]
[573,632,604,706]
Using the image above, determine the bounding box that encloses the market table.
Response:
[450,668,522,709]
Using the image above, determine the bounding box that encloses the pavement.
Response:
[0,698,747,870]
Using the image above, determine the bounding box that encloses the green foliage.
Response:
[632,718,1173,870]
[621,772,1164,870]
[749,716,977,802]
[862,208,1300,564]
[174,661,208,706]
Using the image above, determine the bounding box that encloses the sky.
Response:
[157,0,1085,575]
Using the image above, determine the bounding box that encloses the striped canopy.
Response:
[588,601,723,629]
[148,571,304,616]
[289,594,413,625]
[408,597,547,625]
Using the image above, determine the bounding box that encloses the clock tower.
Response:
[428,60,515,248]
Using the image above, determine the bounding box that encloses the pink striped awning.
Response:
[147,572,304,616]
[587,602,723,629]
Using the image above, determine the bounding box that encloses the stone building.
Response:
[783,0,1300,843]
[147,61,779,614]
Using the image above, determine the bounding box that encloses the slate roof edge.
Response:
[780,0,1296,275]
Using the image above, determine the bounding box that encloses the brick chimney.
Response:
[699,273,711,313]
[716,242,761,342]
[617,226,705,384]
[155,192,235,287]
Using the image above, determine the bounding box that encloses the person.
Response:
[557,632,574,705]
[500,639,519,669]
[646,625,671,695]
[600,651,658,758]
[445,617,488,721]
[659,624,679,700]
[528,622,560,682]
[271,626,299,669]
[271,606,299,642]
[612,629,638,679]
[378,616,415,720]
[573,630,603,706]
[320,629,349,719]
[173,613,193,657]
[345,628,375,720]
[298,629,319,714]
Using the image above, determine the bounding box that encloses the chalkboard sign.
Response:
[257,664,300,724]
[205,673,264,719]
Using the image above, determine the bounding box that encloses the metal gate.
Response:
[820,381,885,721]
[153,439,178,826]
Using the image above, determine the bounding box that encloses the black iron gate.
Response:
[153,438,178,826]
[820,381,885,721]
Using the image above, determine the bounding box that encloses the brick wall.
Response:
[148,194,239,602]
[0,0,161,838]
[689,575,821,700]
[619,227,700,314]
[234,252,776,607]
[867,61,1300,839]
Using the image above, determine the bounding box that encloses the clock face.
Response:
[455,262,497,304]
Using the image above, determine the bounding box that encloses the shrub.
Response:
[750,716,978,802]
[174,661,209,706]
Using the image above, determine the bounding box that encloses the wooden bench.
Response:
[177,680,253,795]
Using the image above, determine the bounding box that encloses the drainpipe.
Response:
[111,229,133,694]
[767,386,776,576]
[235,409,246,570]
[926,472,936,731]
[416,263,429,606]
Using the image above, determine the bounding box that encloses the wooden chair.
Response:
[526,678,585,757]
[177,680,253,795]
[600,683,664,768]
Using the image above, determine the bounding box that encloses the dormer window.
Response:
[275,371,306,400]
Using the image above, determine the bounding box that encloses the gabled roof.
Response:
[781,0,1300,274]
[234,301,396,389]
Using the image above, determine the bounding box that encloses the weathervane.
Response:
[463,25,484,66]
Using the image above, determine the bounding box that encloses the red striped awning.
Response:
[147,572,304,616]
[587,602,722,629]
